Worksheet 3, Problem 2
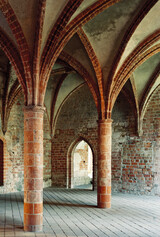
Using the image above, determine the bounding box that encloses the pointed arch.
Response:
[40,0,121,103]
[39,51,100,116]
[0,0,32,103]
[67,136,95,189]
[0,27,27,102]
[59,51,100,115]
[140,84,160,136]
[106,0,158,96]
[77,28,105,119]
[140,62,160,113]
[41,0,84,77]
[109,42,160,114]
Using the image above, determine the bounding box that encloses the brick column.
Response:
[97,119,112,208]
[24,106,45,232]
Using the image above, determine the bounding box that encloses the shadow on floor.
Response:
[43,201,96,208]
[0,216,23,230]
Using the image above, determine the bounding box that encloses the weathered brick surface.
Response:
[52,84,160,196]
[43,112,52,187]
[112,92,136,193]
[24,105,45,232]
[0,94,24,194]
[0,94,51,194]
[52,85,98,188]
[112,87,160,195]
[1,81,160,196]
[97,119,112,208]
[141,86,160,195]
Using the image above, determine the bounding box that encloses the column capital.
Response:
[23,105,46,113]
[97,119,113,124]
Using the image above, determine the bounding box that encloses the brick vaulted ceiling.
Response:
[0,0,160,135]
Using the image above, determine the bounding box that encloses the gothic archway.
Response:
[68,138,94,190]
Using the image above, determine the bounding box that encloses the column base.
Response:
[24,213,43,232]
[98,202,111,208]
[24,225,43,232]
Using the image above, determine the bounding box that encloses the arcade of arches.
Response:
[0,0,160,233]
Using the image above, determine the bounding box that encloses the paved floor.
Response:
[0,188,160,237]
[73,184,92,189]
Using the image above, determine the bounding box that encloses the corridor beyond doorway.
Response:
[72,140,93,190]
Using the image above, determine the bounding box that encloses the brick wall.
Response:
[0,94,52,193]
[1,82,160,195]
[141,86,160,195]
[43,112,52,187]
[112,87,160,195]
[52,84,160,195]
[112,92,136,193]
[0,94,24,193]
[52,84,98,188]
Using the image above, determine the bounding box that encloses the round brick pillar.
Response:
[24,106,45,232]
[97,119,112,208]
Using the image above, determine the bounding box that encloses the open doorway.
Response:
[72,140,93,189]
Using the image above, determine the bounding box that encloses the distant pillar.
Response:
[24,106,45,232]
[97,119,112,208]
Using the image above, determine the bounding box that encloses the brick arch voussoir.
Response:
[40,0,121,93]
[140,63,160,113]
[114,31,160,90]
[140,80,160,124]
[77,28,105,119]
[110,44,160,113]
[32,0,47,105]
[130,75,139,113]
[0,28,27,103]
[0,1,30,61]
[140,84,160,136]
[106,0,158,96]
[59,51,101,117]
[0,0,32,100]
[41,0,84,75]
[39,51,101,114]
[68,135,95,164]
[7,87,23,115]
[106,30,160,115]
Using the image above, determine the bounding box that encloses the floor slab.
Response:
[0,188,160,237]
